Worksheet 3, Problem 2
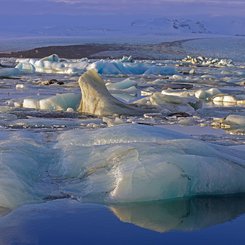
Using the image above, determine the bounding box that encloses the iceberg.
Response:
[77,69,147,116]
[1,124,245,209]
[213,114,245,132]
[54,124,245,203]
[22,93,81,111]
[15,54,176,76]
[0,67,22,78]
[195,88,221,100]
[212,94,245,105]
[16,54,87,75]
[181,56,233,67]
[87,60,176,75]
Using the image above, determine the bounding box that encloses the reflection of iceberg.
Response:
[110,196,245,233]
[0,207,10,217]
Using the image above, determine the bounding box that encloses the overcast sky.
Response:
[0,0,244,16]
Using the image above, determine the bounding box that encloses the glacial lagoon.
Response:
[0,37,245,244]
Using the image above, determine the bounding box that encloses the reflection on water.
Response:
[0,207,10,217]
[110,195,245,233]
[0,196,244,245]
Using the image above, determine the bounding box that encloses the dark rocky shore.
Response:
[0,39,194,60]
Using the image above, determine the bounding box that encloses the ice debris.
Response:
[22,93,81,111]
[182,56,233,67]
[15,54,176,76]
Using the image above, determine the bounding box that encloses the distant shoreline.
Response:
[0,39,197,60]
[0,36,244,61]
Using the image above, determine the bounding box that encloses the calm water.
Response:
[0,196,244,245]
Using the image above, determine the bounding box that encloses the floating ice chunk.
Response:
[169,74,183,80]
[22,93,81,111]
[16,54,88,75]
[106,78,137,90]
[120,56,133,63]
[0,133,49,208]
[225,115,245,127]
[77,69,147,116]
[15,62,35,73]
[39,93,81,111]
[0,68,21,77]
[40,54,60,63]
[149,92,201,115]
[195,88,221,100]
[213,115,245,133]
[220,115,245,131]
[54,124,245,203]
[182,56,233,67]
[87,60,176,75]
[212,94,245,105]
[16,84,25,89]
[23,98,40,109]
[213,95,236,103]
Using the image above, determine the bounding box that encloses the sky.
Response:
[0,0,244,39]
[0,0,244,17]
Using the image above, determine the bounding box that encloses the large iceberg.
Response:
[16,54,88,75]
[15,54,176,76]
[54,124,245,203]
[23,93,81,111]
[78,69,147,116]
[0,124,245,209]
[87,60,176,75]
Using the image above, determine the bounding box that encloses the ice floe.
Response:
[181,56,233,67]
[22,93,81,111]
[15,54,176,76]
[16,54,88,75]
[0,132,49,208]
[78,69,147,116]
[54,124,245,203]
[87,59,176,75]
[213,114,245,133]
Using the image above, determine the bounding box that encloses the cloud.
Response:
[0,0,244,16]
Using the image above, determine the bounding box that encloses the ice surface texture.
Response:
[0,124,245,209]
[87,60,176,75]
[54,124,245,203]
[78,69,147,116]
[23,93,81,111]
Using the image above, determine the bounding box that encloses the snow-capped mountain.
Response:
[130,17,245,36]
[0,15,244,44]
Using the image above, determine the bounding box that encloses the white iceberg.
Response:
[212,94,245,106]
[22,93,81,111]
[195,88,221,100]
[0,132,48,208]
[54,124,245,203]
[0,67,22,77]
[78,69,146,116]
[16,54,87,75]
